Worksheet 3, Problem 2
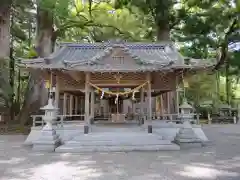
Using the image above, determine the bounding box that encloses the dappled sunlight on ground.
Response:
[176,165,240,179]
[0,157,26,165]
[25,161,102,180]
[0,125,240,179]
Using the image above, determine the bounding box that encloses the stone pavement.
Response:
[1,124,240,180]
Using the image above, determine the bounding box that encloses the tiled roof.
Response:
[18,42,214,72]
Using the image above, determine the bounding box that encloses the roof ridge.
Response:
[47,45,68,60]
[56,41,174,48]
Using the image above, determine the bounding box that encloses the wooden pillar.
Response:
[176,89,180,114]
[63,93,67,115]
[81,96,84,115]
[70,95,73,115]
[54,76,60,108]
[79,96,82,114]
[147,72,152,133]
[176,76,180,114]
[85,72,90,125]
[91,88,95,118]
[167,92,171,114]
[75,96,78,114]
[140,87,144,117]
[160,94,164,115]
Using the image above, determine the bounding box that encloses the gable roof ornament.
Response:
[106,39,127,44]
[164,44,173,53]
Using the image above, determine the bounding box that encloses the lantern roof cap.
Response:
[179,99,193,109]
[41,98,58,110]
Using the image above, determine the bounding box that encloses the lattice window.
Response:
[112,56,124,64]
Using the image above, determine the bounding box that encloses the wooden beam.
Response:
[67,71,84,82]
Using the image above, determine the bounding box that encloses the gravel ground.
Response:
[1,124,240,180]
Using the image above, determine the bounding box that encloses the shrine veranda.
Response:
[19,42,212,152]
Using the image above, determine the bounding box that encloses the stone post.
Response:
[207,113,211,124]
[32,94,61,152]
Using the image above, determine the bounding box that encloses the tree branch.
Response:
[54,19,137,41]
[214,18,239,70]
[88,0,93,19]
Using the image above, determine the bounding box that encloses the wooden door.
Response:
[108,97,123,114]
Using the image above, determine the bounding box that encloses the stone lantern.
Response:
[179,99,194,125]
[32,94,61,152]
[174,99,202,148]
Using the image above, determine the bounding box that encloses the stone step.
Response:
[72,132,163,141]
[55,144,180,153]
[65,139,172,146]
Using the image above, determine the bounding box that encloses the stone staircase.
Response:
[55,131,180,153]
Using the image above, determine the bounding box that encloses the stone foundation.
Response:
[174,122,203,148]
[32,128,61,152]
[24,121,210,152]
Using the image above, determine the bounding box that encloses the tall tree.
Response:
[115,0,177,41]
[0,0,11,60]
[19,0,57,124]
[0,0,12,120]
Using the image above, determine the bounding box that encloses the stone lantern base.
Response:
[174,121,202,149]
[32,128,61,152]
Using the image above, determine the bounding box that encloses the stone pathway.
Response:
[1,124,240,180]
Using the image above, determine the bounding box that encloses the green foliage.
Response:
[0,61,13,110]
[27,48,38,58]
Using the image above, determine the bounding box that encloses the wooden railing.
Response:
[31,114,85,127]
[31,112,201,127]
[151,113,200,124]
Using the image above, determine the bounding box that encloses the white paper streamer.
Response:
[115,94,119,104]
[132,91,136,101]
[100,91,104,99]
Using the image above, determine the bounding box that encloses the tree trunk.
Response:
[9,11,15,121]
[213,71,220,112]
[0,4,11,122]
[156,26,171,41]
[155,14,172,113]
[18,4,55,125]
[225,61,231,105]
[0,5,11,60]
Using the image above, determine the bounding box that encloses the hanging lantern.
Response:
[45,80,50,89]
[183,79,189,88]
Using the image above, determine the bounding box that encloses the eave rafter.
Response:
[67,71,84,82]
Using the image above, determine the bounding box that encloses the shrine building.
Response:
[19,42,212,131]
